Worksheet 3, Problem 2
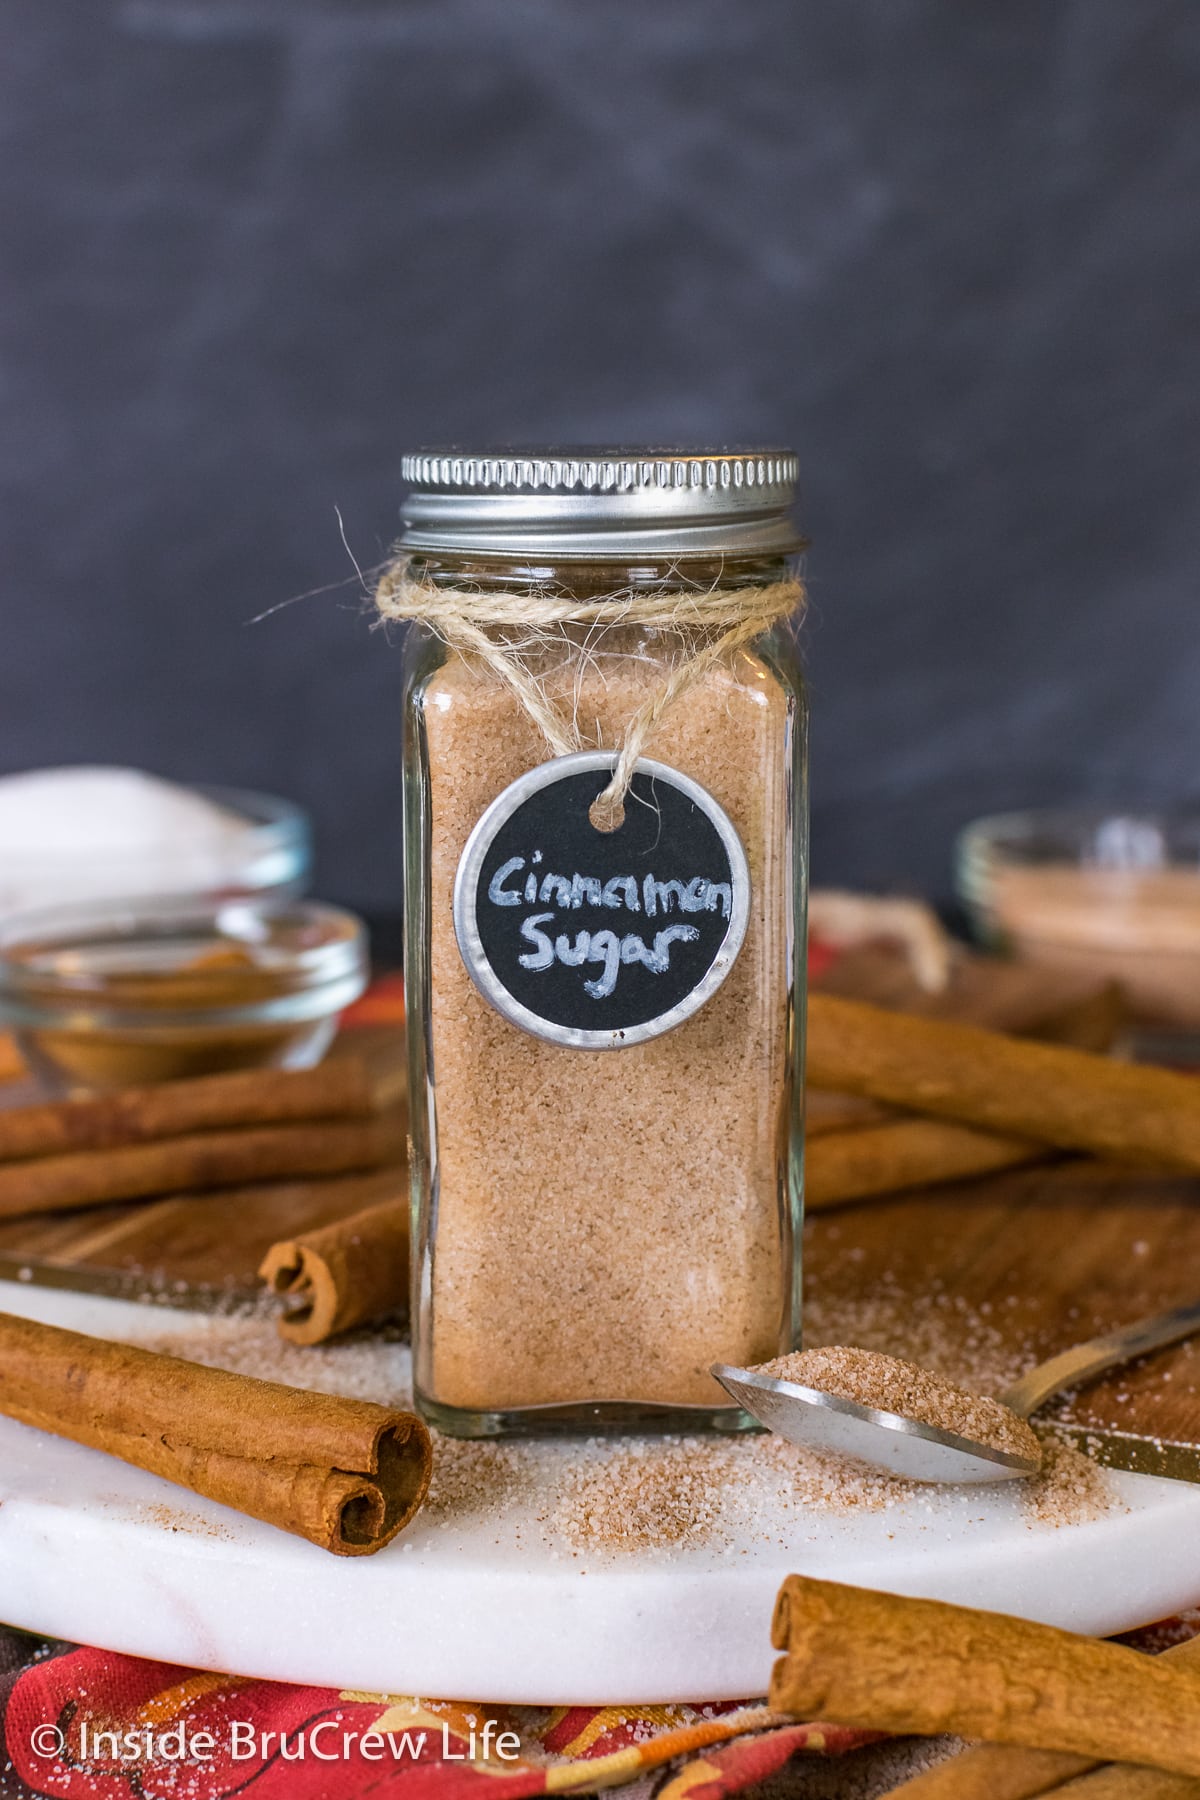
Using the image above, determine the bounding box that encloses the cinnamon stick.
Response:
[808,994,1200,1171]
[0,1112,404,1220]
[260,1195,409,1344]
[884,1628,1200,1797]
[0,1310,431,1554]
[1048,1772,1200,1799]
[885,1745,1097,1800]
[803,975,1122,1148]
[888,1746,1199,1800]
[770,1576,1200,1776]
[806,1116,1048,1210]
[0,1031,23,1083]
[0,1060,378,1164]
[804,1090,896,1137]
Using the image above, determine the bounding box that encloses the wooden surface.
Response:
[1,953,1199,1455]
[0,1168,404,1304]
[0,1026,406,1304]
[803,948,1200,1453]
[807,1160,1200,1453]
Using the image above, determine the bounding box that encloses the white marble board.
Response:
[2,1280,1200,1703]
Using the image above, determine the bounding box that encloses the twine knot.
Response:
[375,558,804,824]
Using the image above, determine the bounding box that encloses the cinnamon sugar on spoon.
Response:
[754,1346,1042,1466]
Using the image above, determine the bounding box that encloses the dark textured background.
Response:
[2,2,1198,910]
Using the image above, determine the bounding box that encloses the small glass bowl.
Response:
[957,809,1200,1025]
[0,897,369,1092]
[0,783,312,920]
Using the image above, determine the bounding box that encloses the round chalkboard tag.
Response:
[453,751,751,1049]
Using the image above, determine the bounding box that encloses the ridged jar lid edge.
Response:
[399,446,802,559]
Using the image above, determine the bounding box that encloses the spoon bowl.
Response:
[710,1363,1038,1483]
[713,1294,1200,1486]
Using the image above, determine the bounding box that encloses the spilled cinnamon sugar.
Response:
[134,1314,1115,1553]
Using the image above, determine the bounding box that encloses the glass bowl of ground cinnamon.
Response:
[0,896,369,1092]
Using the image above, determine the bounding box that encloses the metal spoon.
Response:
[711,1296,1200,1485]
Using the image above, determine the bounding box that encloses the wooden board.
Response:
[0,946,1106,1288]
[1,951,1197,1457]
[807,1160,1200,1457]
[0,1168,404,1304]
[0,1026,406,1303]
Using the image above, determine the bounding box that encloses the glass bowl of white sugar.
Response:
[0,768,311,920]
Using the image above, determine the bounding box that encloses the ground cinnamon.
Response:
[770,1576,1200,1775]
[0,1060,377,1163]
[0,1311,430,1554]
[808,994,1200,1171]
[8,929,366,1089]
[987,864,1200,1029]
[260,1194,409,1344]
[0,1112,404,1219]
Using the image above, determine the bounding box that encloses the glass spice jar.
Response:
[388,450,808,1436]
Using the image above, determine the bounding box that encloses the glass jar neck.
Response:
[406,551,793,599]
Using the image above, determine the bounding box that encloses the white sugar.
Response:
[0,766,253,911]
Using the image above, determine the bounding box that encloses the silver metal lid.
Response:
[399,448,802,560]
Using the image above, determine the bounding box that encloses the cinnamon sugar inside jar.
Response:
[385,450,808,1437]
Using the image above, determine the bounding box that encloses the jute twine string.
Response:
[375,559,804,829]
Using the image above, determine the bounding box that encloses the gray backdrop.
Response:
[3,2,1198,913]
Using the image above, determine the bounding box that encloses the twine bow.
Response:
[375,559,803,828]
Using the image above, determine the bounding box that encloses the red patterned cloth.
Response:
[5,1617,1196,1798]
[0,1630,882,1800]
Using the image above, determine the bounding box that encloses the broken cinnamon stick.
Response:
[882,1628,1200,1797]
[770,1577,1200,1776]
[0,1059,379,1164]
[806,1116,1048,1210]
[808,994,1200,1172]
[0,1112,405,1220]
[260,1195,409,1344]
[0,1310,431,1554]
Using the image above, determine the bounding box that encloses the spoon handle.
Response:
[1001,1298,1200,1419]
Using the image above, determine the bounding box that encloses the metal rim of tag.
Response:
[452,751,751,1050]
